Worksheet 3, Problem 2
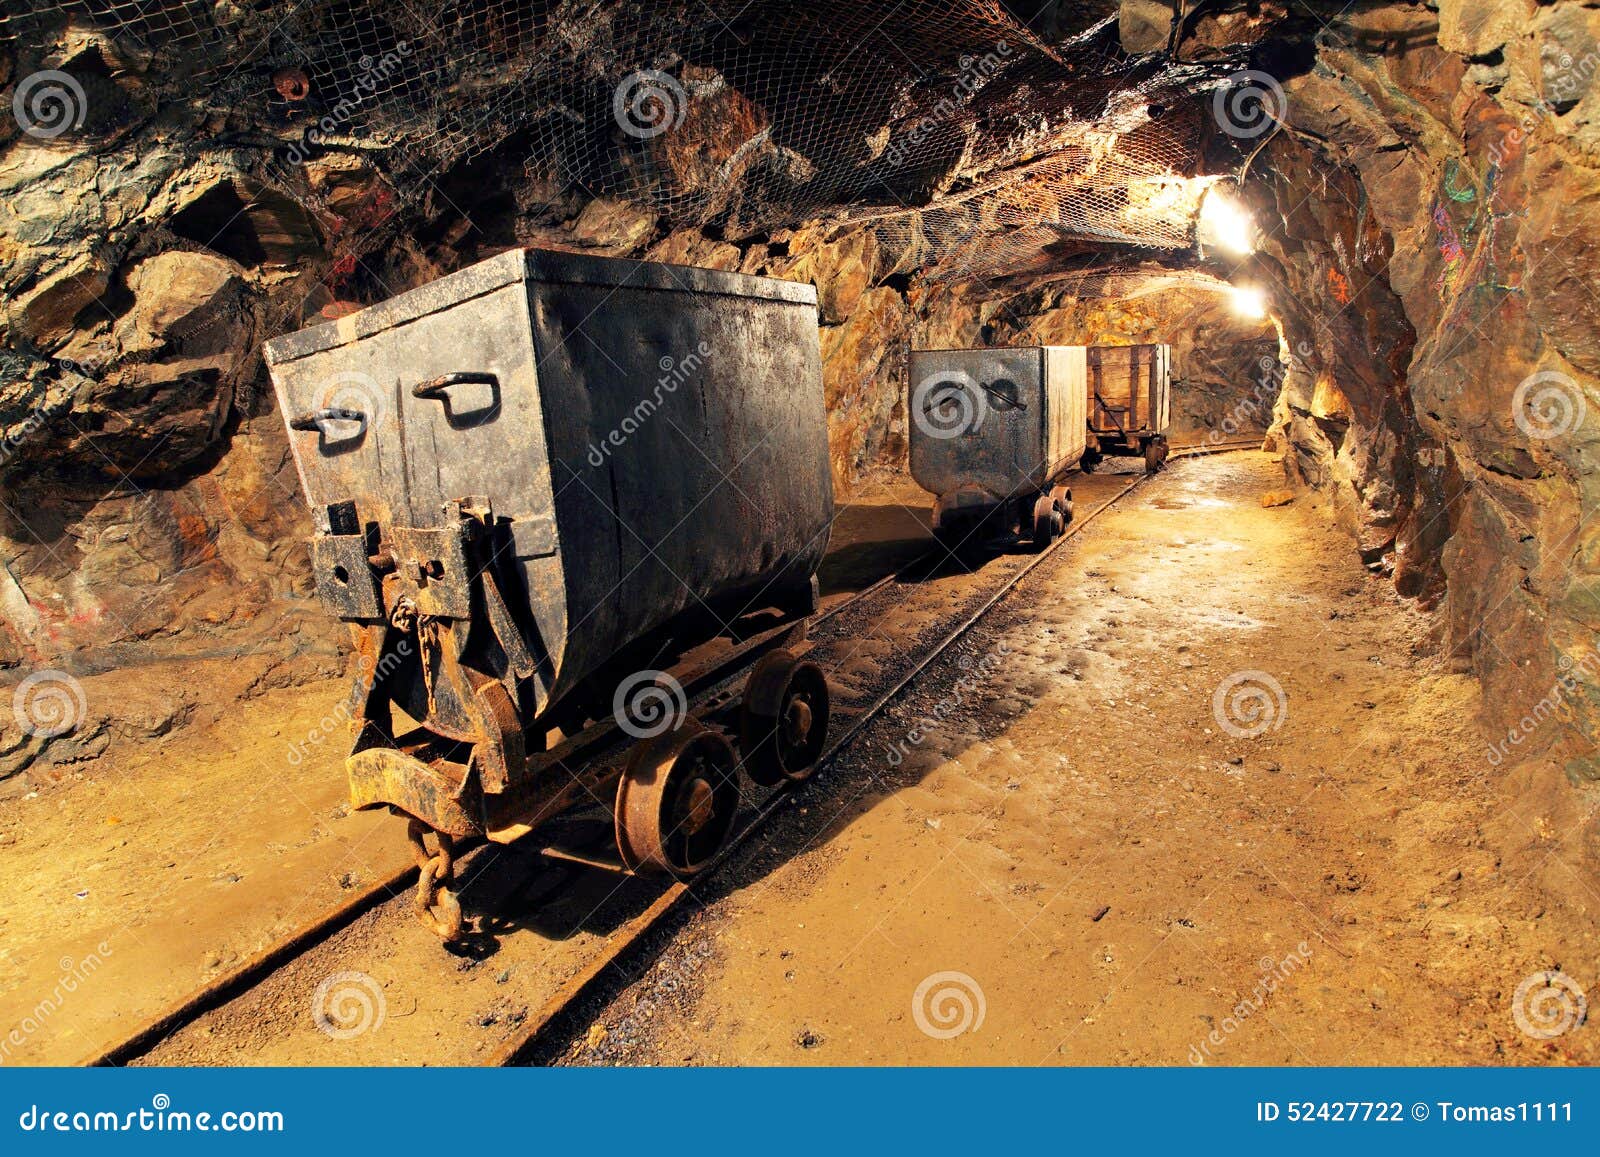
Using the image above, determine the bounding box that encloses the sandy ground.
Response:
[564,454,1600,1066]
[4,452,1597,1065]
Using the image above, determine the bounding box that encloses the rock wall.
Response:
[1229,1,1600,779]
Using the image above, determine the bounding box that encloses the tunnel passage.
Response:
[0,0,1596,792]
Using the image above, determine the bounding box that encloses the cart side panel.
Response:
[266,268,570,705]
[1043,345,1088,476]
[529,272,832,689]
[908,347,1049,501]
[1153,344,1172,434]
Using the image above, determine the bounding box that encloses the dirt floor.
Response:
[564,453,1600,1066]
[3,452,1597,1065]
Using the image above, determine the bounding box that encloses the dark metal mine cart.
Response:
[264,249,834,937]
[1084,342,1172,473]
[908,345,1087,551]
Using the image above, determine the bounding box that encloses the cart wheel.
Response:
[615,722,740,875]
[740,649,831,786]
[1031,494,1059,551]
[1144,438,1164,474]
[1050,484,1074,525]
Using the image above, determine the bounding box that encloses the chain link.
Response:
[406,818,463,940]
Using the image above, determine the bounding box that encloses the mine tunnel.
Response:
[0,0,1596,1071]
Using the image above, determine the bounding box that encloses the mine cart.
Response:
[908,345,1087,551]
[265,249,834,937]
[1084,342,1172,473]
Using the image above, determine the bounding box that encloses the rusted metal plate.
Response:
[346,747,481,838]
[389,526,472,620]
[310,533,383,620]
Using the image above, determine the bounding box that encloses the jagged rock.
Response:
[567,197,658,252]
[1437,0,1531,59]
[13,254,110,347]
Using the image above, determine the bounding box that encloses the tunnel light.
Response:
[1197,185,1256,255]
[1230,285,1268,318]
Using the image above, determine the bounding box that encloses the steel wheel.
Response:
[740,649,831,786]
[1050,484,1074,525]
[615,722,740,875]
[1031,494,1058,551]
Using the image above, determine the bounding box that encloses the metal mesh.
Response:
[3,1,1223,281]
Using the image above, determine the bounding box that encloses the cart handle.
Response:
[920,380,1026,414]
[413,371,499,399]
[288,406,367,432]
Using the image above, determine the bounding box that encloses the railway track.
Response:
[87,441,1260,1067]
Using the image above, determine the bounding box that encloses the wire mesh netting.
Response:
[3,0,1228,281]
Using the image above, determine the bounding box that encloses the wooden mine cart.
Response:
[1085,343,1171,473]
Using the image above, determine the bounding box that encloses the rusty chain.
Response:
[406,818,464,941]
